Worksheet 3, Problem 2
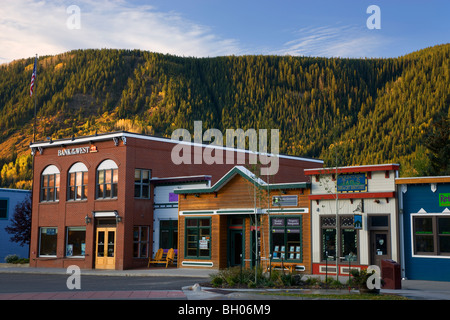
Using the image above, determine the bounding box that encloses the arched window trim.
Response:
[97,159,118,171]
[68,162,88,173]
[42,165,60,175]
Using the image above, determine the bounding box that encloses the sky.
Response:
[1,0,449,64]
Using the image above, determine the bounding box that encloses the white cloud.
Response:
[0,0,243,64]
[276,24,390,58]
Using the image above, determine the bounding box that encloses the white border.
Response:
[31,131,324,164]
[93,211,117,218]
[410,212,450,259]
[181,261,214,267]
[179,207,309,215]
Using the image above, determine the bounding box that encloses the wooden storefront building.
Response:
[175,166,312,274]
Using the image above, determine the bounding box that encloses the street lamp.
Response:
[85,213,92,225]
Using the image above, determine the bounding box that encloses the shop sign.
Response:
[199,239,209,249]
[272,218,284,226]
[58,146,97,157]
[287,218,300,226]
[337,173,367,192]
[169,192,178,202]
[272,195,298,206]
[439,193,450,207]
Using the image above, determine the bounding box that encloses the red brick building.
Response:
[29,131,322,270]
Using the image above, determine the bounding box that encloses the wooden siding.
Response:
[178,174,311,273]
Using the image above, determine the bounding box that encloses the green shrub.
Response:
[4,254,20,263]
[3,255,28,264]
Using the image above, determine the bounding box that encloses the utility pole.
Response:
[335,143,339,282]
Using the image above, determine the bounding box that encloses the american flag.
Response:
[30,57,37,96]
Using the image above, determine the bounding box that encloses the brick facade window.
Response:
[39,227,58,257]
[68,162,88,201]
[40,165,60,202]
[134,169,151,199]
[96,160,118,199]
[133,226,150,258]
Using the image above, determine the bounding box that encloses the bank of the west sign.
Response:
[58,146,96,156]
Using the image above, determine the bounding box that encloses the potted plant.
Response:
[350,268,381,294]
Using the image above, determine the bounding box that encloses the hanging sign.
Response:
[354,214,362,229]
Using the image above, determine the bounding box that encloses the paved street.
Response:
[1,265,450,301]
[0,273,206,293]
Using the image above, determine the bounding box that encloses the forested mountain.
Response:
[0,44,449,189]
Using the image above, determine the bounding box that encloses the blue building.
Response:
[397,177,450,281]
[0,188,31,262]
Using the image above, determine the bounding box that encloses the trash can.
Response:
[381,259,401,289]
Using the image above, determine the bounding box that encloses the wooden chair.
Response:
[165,248,175,268]
[148,248,164,267]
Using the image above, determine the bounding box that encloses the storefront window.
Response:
[185,218,211,258]
[322,228,336,260]
[414,216,450,256]
[66,227,86,257]
[41,165,60,202]
[341,216,357,261]
[133,226,149,258]
[414,217,434,254]
[39,227,57,256]
[271,216,302,261]
[439,218,450,254]
[341,229,357,261]
[320,215,358,262]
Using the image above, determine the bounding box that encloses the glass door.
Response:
[96,227,116,269]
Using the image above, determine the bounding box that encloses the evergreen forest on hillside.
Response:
[0,44,449,189]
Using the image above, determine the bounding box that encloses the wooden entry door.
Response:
[96,228,116,269]
[370,231,390,268]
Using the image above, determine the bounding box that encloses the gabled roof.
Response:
[174,166,310,194]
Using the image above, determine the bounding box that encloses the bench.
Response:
[267,261,298,273]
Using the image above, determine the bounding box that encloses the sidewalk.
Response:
[1,264,450,300]
[0,263,215,278]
